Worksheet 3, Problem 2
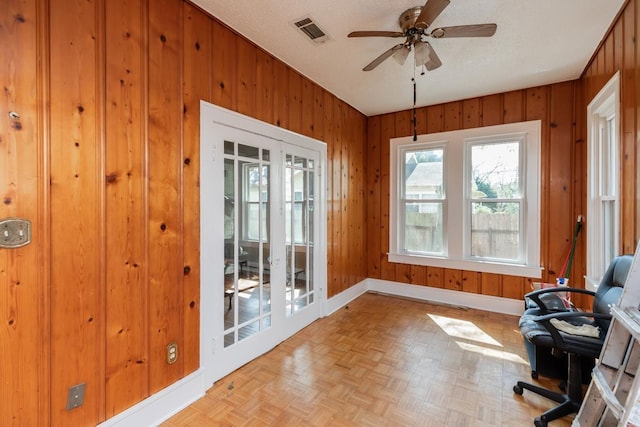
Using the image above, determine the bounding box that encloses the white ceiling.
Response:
[192,0,626,116]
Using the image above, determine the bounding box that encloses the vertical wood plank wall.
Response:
[0,0,366,425]
[1,0,639,425]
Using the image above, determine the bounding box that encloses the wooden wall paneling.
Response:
[502,275,526,300]
[255,50,274,125]
[37,0,52,422]
[379,114,395,281]
[605,29,615,77]
[462,98,481,129]
[356,111,367,284]
[503,90,525,124]
[415,107,428,135]
[366,116,381,279]
[322,90,335,295]
[444,101,462,131]
[312,85,325,142]
[394,112,412,283]
[211,20,236,110]
[481,272,502,296]
[622,0,640,247]
[583,67,594,109]
[349,110,361,284]
[613,15,624,73]
[343,105,355,289]
[273,60,288,129]
[461,271,479,294]
[301,77,314,138]
[426,266,444,288]
[426,104,444,133]
[235,37,257,118]
[332,99,344,292]
[182,1,211,376]
[0,1,46,424]
[481,94,502,126]
[287,68,302,135]
[147,0,184,393]
[596,49,608,98]
[395,109,412,138]
[444,269,461,291]
[410,265,427,286]
[49,0,105,423]
[104,0,148,416]
[525,86,551,282]
[548,82,575,285]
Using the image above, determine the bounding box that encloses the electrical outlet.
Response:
[66,383,86,410]
[167,342,178,364]
[0,218,31,249]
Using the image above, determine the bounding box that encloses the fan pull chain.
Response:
[412,77,417,141]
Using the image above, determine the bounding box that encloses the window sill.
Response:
[388,253,543,278]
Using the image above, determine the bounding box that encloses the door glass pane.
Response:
[223,140,271,348]
[285,153,315,317]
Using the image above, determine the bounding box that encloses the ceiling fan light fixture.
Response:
[414,42,431,66]
[392,45,411,65]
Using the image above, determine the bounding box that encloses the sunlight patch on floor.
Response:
[455,341,528,364]
[428,313,503,347]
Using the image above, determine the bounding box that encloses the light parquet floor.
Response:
[163,292,574,426]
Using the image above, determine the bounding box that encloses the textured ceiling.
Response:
[192,0,625,116]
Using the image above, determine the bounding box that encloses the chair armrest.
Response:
[525,287,596,313]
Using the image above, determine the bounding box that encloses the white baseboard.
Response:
[102,279,523,426]
[364,278,524,316]
[325,280,368,315]
[97,370,204,427]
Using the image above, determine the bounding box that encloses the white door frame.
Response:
[200,101,327,387]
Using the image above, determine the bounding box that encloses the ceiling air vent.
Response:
[292,16,330,44]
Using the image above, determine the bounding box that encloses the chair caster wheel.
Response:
[534,417,547,427]
[531,371,538,379]
[513,384,523,395]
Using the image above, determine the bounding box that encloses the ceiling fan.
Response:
[348,0,497,71]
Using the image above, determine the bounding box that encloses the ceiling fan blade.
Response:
[430,24,497,38]
[414,41,442,71]
[348,30,404,38]
[363,44,405,71]
[415,0,450,29]
[392,45,411,65]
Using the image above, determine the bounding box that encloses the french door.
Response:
[200,102,326,384]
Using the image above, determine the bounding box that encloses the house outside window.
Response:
[586,72,620,291]
[389,120,542,278]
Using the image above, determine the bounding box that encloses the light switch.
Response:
[0,218,31,248]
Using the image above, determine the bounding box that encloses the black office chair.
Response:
[513,254,633,427]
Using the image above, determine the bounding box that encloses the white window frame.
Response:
[586,71,620,291]
[389,120,542,278]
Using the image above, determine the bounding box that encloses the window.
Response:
[243,163,269,240]
[390,120,542,277]
[586,72,620,291]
